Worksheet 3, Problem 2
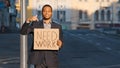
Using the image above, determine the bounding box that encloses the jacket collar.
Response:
[40,20,55,28]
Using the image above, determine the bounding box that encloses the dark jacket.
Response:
[20,20,63,65]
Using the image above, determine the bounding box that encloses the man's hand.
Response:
[26,15,39,23]
[57,40,62,48]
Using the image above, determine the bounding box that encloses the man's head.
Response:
[42,4,53,20]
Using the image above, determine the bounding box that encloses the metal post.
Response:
[20,0,28,68]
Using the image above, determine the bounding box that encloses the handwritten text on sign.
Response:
[34,29,59,50]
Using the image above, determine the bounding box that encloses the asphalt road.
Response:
[59,30,120,68]
[0,30,120,68]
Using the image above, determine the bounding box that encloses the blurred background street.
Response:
[1,0,120,68]
[0,30,120,68]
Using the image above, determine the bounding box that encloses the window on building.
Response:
[37,11,41,20]
[118,11,120,21]
[63,11,66,22]
[101,10,105,21]
[84,11,88,20]
[107,10,111,21]
[57,10,66,23]
[57,11,59,20]
[94,10,99,21]
[79,10,83,19]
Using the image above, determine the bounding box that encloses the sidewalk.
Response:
[1,30,120,68]
[0,33,20,68]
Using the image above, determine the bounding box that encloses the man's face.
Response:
[42,6,52,20]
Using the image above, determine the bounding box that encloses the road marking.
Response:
[64,31,120,55]
[0,57,19,64]
[105,47,112,50]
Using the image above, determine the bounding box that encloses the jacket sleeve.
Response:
[58,24,63,50]
[20,22,33,35]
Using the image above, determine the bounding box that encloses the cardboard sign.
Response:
[34,29,59,50]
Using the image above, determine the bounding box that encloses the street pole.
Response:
[20,0,28,68]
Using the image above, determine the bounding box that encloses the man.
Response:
[20,4,63,68]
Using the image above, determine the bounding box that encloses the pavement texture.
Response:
[0,29,120,68]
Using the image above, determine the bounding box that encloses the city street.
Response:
[0,29,120,68]
[59,30,120,68]
[1,0,120,68]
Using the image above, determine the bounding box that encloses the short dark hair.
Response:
[42,4,53,12]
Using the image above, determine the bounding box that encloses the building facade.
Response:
[16,0,120,30]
